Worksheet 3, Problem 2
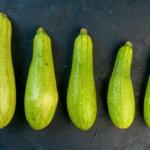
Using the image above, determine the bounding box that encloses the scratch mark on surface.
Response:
[39,11,47,13]
[56,73,63,78]
[99,114,108,117]
[77,130,80,150]
[69,0,72,9]
[88,127,99,150]
[3,6,18,10]
[48,29,54,33]
[67,119,72,127]
[104,78,109,82]
[129,0,137,8]
[14,5,21,21]
[96,75,102,81]
[56,27,69,34]
[0,0,2,8]
[55,27,75,38]
[135,92,140,96]
[29,39,33,43]
[96,93,100,100]
[52,122,60,132]
[58,101,71,127]
[61,65,68,68]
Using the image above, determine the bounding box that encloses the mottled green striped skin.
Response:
[107,42,135,129]
[25,28,58,130]
[67,29,97,130]
[0,13,16,128]
[144,77,150,127]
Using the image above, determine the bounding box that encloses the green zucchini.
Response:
[144,77,150,127]
[107,41,135,129]
[67,28,97,130]
[25,27,58,130]
[0,13,16,128]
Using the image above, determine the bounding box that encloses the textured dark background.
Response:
[0,0,150,149]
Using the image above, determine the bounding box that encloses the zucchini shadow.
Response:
[11,23,39,128]
[96,41,125,116]
[139,54,150,120]
[55,28,82,123]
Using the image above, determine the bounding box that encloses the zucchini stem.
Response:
[37,27,45,33]
[0,13,7,17]
[126,41,132,47]
[80,28,87,35]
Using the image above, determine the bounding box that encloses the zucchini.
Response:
[144,77,150,127]
[25,27,58,130]
[107,41,135,129]
[0,13,16,128]
[67,28,97,130]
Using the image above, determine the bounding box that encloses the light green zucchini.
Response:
[25,27,58,130]
[67,28,97,130]
[0,13,16,128]
[107,41,135,129]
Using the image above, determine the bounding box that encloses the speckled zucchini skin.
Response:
[67,29,97,130]
[144,77,150,127]
[0,13,16,128]
[25,27,58,130]
[107,42,135,129]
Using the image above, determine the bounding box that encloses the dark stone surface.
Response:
[0,0,150,149]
